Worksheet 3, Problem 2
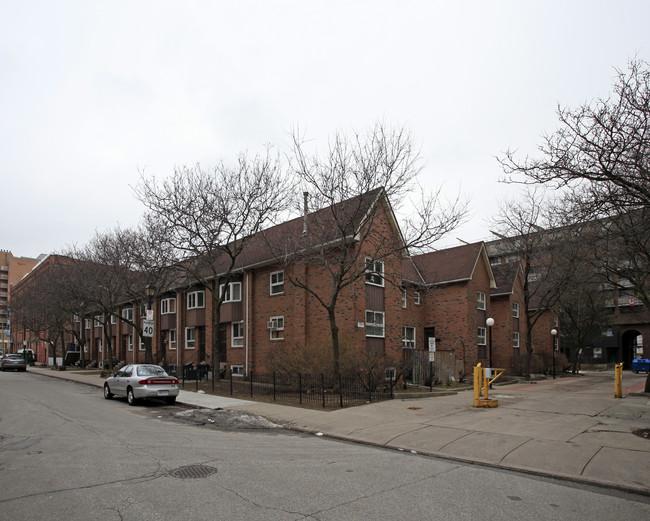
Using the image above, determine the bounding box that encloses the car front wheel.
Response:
[127,387,137,406]
[103,384,113,400]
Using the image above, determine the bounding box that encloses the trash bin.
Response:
[632,359,650,374]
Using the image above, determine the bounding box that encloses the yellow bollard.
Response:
[473,363,502,408]
[614,362,623,398]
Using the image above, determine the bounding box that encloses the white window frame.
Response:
[365,258,384,287]
[231,364,244,376]
[512,302,519,318]
[139,336,145,351]
[168,329,177,350]
[98,337,103,353]
[94,316,102,328]
[401,288,407,308]
[110,315,117,325]
[127,334,133,352]
[84,319,91,330]
[513,332,520,348]
[365,310,385,338]
[232,321,244,347]
[122,307,134,322]
[270,271,284,295]
[478,327,487,346]
[402,326,416,349]
[74,314,80,323]
[414,291,421,305]
[187,291,205,310]
[185,327,196,349]
[161,298,176,315]
[477,291,486,310]
[220,282,242,303]
[385,367,396,381]
[269,316,284,340]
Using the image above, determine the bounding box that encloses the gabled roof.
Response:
[182,187,400,282]
[411,242,496,288]
[490,261,522,297]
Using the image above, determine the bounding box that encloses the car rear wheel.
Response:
[103,384,113,400]
[127,387,137,406]
[165,396,176,406]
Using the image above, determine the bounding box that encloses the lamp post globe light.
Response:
[551,328,558,379]
[486,317,495,370]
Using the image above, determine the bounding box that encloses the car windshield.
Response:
[136,365,167,377]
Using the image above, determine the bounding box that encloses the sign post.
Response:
[428,337,436,390]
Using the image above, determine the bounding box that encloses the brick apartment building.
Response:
[12,190,562,380]
[0,250,43,355]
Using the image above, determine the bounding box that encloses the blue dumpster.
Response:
[632,359,650,374]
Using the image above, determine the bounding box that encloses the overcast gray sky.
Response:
[2,1,649,259]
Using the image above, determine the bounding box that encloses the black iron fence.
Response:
[180,367,395,408]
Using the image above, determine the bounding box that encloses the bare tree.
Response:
[135,149,291,380]
[68,224,174,370]
[490,188,578,378]
[270,123,468,375]
[500,59,650,389]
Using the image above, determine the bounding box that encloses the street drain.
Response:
[169,464,218,479]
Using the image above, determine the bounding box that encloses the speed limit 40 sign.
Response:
[142,319,154,337]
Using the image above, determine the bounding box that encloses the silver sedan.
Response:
[1,353,27,372]
[103,364,179,406]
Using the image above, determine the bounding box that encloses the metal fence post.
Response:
[321,374,325,408]
[273,371,277,401]
[339,373,343,408]
[299,373,303,404]
[250,371,254,398]
[230,367,233,396]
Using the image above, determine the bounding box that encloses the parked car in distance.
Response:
[103,364,179,406]
[1,353,28,372]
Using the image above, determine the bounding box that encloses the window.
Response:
[168,329,176,350]
[97,337,103,353]
[231,365,244,376]
[74,314,80,323]
[478,327,487,345]
[365,258,384,286]
[185,327,196,349]
[385,367,396,381]
[161,298,176,314]
[84,319,91,330]
[110,315,117,325]
[127,334,133,352]
[402,326,416,348]
[365,310,385,337]
[187,291,205,310]
[512,302,519,318]
[122,308,133,321]
[139,337,145,351]
[232,321,244,347]
[477,291,486,310]
[268,316,284,340]
[220,282,241,303]
[94,316,102,328]
[513,332,520,348]
[270,271,284,295]
[414,291,421,305]
[401,288,407,308]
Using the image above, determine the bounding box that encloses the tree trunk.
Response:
[328,307,340,376]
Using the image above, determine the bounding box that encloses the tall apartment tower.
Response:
[0,250,43,353]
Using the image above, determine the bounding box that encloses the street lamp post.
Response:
[145,284,156,364]
[551,328,558,379]
[486,317,495,370]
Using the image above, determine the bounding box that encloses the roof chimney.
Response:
[302,192,309,235]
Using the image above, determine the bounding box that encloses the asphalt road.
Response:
[1,371,649,521]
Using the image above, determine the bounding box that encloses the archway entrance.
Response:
[621,329,642,369]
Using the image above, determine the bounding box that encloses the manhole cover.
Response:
[633,428,650,440]
[169,464,218,479]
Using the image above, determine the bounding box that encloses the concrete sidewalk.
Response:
[26,366,650,495]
